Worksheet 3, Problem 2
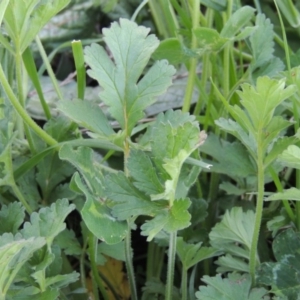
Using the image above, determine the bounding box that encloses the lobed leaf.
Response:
[209,207,255,250]
[196,273,268,300]
[74,173,127,245]
[176,237,219,270]
[3,0,70,53]
[220,6,256,39]
[278,145,300,170]
[127,149,164,196]
[0,202,25,235]
[141,198,191,241]
[84,19,176,133]
[21,199,75,246]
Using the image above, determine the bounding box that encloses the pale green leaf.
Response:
[176,237,219,270]
[257,228,300,299]
[0,202,25,235]
[21,199,75,246]
[127,149,164,195]
[0,234,46,296]
[196,273,268,300]
[4,0,70,53]
[220,6,256,38]
[141,198,191,241]
[278,145,300,170]
[84,19,176,133]
[200,134,255,179]
[74,173,127,245]
[44,272,79,289]
[0,0,9,26]
[193,27,228,53]
[209,207,255,252]
[266,188,300,201]
[58,99,114,137]
[265,137,296,167]
[215,254,250,273]
[250,14,276,70]
[236,77,297,131]
[59,145,104,196]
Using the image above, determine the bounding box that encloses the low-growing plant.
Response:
[1,0,300,300]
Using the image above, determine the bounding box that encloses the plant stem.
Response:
[35,36,64,101]
[181,267,188,300]
[165,231,177,300]
[125,222,138,300]
[249,149,264,285]
[182,0,200,112]
[11,184,32,214]
[88,232,108,300]
[0,63,58,147]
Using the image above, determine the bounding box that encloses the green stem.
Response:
[182,0,200,112]
[181,267,188,300]
[35,36,64,101]
[296,171,300,230]
[165,231,177,300]
[125,223,138,300]
[88,232,108,300]
[0,63,58,147]
[249,151,264,285]
[269,166,295,222]
[11,184,32,214]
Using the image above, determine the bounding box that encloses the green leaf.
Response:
[3,0,70,53]
[104,172,164,220]
[196,273,268,300]
[257,228,300,299]
[0,234,46,297]
[0,202,25,235]
[176,237,219,270]
[266,188,300,201]
[209,207,255,272]
[236,77,297,131]
[250,14,277,71]
[141,198,191,241]
[220,6,256,39]
[59,145,105,196]
[149,111,203,201]
[58,99,114,137]
[55,229,82,256]
[21,199,75,247]
[75,173,127,245]
[36,117,76,202]
[215,118,256,159]
[215,254,250,273]
[210,207,255,250]
[278,145,300,170]
[0,0,9,26]
[193,28,228,53]
[264,136,296,168]
[96,241,125,265]
[127,149,164,196]
[84,19,176,133]
[152,38,189,64]
[200,134,256,179]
